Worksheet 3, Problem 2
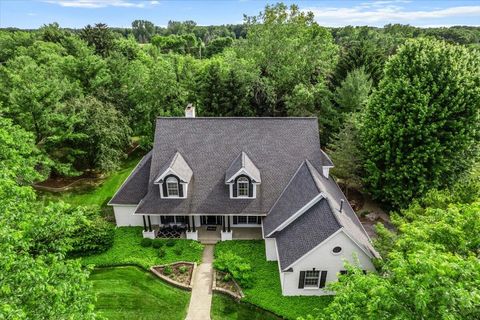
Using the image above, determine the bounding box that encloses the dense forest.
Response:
[1,3,479,319]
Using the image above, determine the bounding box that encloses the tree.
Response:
[236,3,338,116]
[131,19,155,43]
[327,116,364,195]
[362,38,480,208]
[204,37,233,57]
[0,122,98,320]
[80,23,115,57]
[334,67,372,113]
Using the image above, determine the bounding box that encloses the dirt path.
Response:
[185,245,214,320]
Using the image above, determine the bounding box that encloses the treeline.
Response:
[0,3,479,210]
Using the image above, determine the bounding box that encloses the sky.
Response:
[1,0,480,29]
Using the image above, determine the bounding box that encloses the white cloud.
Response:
[43,0,160,9]
[304,2,480,27]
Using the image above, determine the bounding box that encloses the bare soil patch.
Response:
[214,270,242,296]
[153,262,194,286]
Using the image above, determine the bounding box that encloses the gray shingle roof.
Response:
[109,151,152,205]
[262,161,321,237]
[275,198,341,270]
[225,151,261,183]
[135,117,323,215]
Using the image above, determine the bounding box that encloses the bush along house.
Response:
[109,105,379,296]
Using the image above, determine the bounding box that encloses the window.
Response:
[237,177,249,197]
[304,270,320,288]
[332,246,342,254]
[248,216,258,224]
[237,216,247,224]
[166,177,179,197]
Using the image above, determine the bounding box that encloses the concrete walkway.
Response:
[185,245,214,320]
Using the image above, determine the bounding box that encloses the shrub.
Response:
[179,266,188,274]
[68,206,115,257]
[140,238,153,247]
[158,248,166,258]
[174,247,182,256]
[166,239,176,247]
[163,265,173,275]
[214,251,253,288]
[223,273,232,282]
[152,240,164,248]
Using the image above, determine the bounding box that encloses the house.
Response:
[109,106,379,296]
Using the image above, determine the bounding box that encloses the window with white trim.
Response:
[237,216,247,224]
[237,177,249,197]
[166,177,179,197]
[304,270,320,288]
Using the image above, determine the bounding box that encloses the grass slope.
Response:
[90,266,190,320]
[82,227,204,269]
[214,241,332,320]
[41,152,143,208]
[211,294,282,320]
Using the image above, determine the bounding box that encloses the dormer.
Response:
[154,152,193,199]
[225,152,261,199]
[320,150,334,178]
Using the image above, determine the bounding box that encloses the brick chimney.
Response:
[185,104,196,118]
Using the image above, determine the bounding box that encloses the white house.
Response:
[109,106,379,296]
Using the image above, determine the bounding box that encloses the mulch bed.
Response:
[215,270,242,296]
[153,263,194,286]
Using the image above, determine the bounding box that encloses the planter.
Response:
[150,261,196,290]
[213,270,244,300]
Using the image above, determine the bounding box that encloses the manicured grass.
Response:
[82,227,204,269]
[211,294,282,320]
[214,241,332,320]
[89,266,190,320]
[40,151,143,208]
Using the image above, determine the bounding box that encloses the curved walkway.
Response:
[185,245,214,320]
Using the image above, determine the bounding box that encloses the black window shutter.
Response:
[257,216,262,224]
[232,183,237,198]
[248,182,253,197]
[233,216,238,224]
[319,271,327,288]
[162,181,168,197]
[298,271,306,289]
[178,182,184,197]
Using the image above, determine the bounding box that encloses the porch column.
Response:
[222,215,226,232]
[187,216,191,232]
[192,216,196,232]
[227,216,231,232]
[142,215,147,231]
[147,215,152,232]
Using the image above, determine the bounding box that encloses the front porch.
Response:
[140,214,264,242]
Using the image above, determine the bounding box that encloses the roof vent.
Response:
[340,199,344,212]
[185,104,195,118]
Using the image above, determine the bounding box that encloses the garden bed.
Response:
[151,262,195,290]
[213,270,243,300]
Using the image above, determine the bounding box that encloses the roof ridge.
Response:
[156,117,318,120]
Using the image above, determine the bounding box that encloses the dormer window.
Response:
[154,152,192,199]
[225,152,260,199]
[237,177,249,197]
[166,177,180,197]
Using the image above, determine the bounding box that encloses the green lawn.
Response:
[211,294,282,320]
[40,151,143,208]
[214,241,332,320]
[82,227,204,269]
[90,266,190,320]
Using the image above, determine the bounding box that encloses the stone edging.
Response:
[150,261,197,291]
[212,270,244,300]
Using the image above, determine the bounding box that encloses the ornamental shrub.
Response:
[166,239,176,247]
[141,238,153,247]
[152,239,164,248]
[179,266,188,274]
[214,251,253,288]
[68,206,114,257]
[163,265,173,275]
[174,247,182,256]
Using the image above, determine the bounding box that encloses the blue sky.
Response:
[1,0,480,29]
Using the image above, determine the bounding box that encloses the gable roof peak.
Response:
[154,151,193,183]
[225,151,261,183]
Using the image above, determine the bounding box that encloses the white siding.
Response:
[280,230,375,296]
[113,205,144,227]
[265,238,278,261]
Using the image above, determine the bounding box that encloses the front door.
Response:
[201,215,222,225]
